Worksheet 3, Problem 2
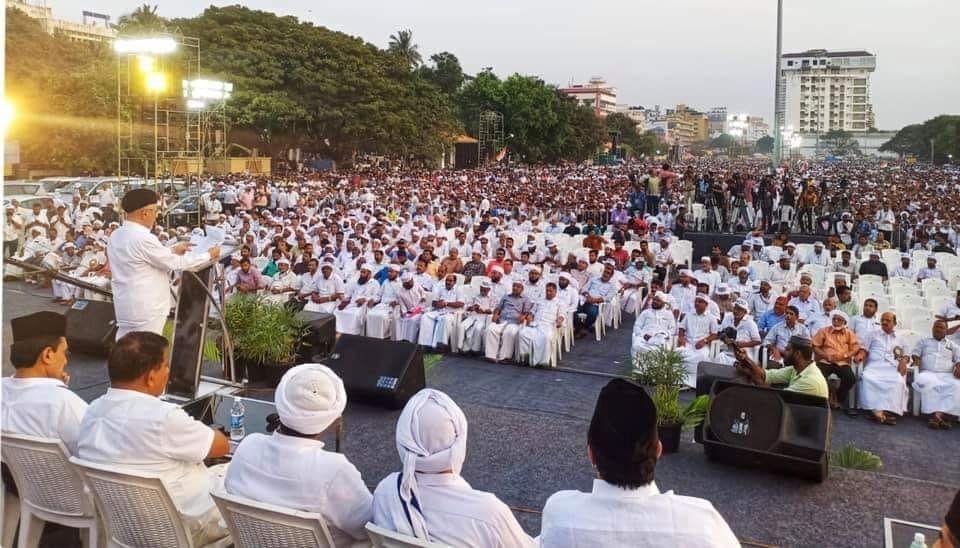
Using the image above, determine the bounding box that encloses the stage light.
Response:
[186,99,206,111]
[146,72,167,93]
[2,99,15,133]
[137,55,155,73]
[113,37,177,55]
[182,79,233,101]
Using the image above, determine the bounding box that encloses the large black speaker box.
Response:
[693,361,741,443]
[297,311,336,361]
[702,380,832,482]
[64,300,117,355]
[323,335,425,410]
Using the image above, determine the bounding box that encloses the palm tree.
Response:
[115,4,167,33]
[388,29,422,68]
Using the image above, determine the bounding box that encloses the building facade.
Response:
[707,107,728,137]
[665,104,709,147]
[779,49,877,134]
[613,104,647,131]
[7,0,117,43]
[790,131,898,159]
[561,77,618,117]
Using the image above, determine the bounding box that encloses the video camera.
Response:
[719,326,739,348]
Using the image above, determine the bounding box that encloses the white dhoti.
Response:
[859,365,909,415]
[334,305,367,335]
[621,289,643,315]
[83,276,112,302]
[677,345,714,387]
[913,371,960,416]
[395,311,423,343]
[52,278,80,301]
[263,292,291,305]
[418,310,457,348]
[116,314,168,340]
[365,304,397,339]
[517,324,554,366]
[484,322,522,361]
[303,300,337,314]
[459,314,491,353]
[630,333,672,360]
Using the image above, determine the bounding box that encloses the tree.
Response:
[880,115,960,163]
[820,129,860,156]
[419,52,464,96]
[756,135,774,154]
[603,113,642,158]
[710,133,737,150]
[387,29,421,69]
[115,3,168,33]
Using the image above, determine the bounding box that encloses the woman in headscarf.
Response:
[224,364,372,546]
[372,389,535,548]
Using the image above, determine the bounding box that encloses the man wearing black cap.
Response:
[108,188,221,338]
[734,335,828,398]
[1,311,87,454]
[540,379,739,547]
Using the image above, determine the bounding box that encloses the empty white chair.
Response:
[929,295,954,317]
[896,307,933,335]
[366,522,452,548]
[69,457,230,548]
[922,278,950,298]
[912,249,931,265]
[857,273,885,287]
[1,432,101,548]
[891,293,925,311]
[210,489,336,548]
[469,275,490,290]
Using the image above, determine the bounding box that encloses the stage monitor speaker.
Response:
[693,361,741,443]
[64,300,116,355]
[702,380,832,482]
[297,311,336,361]
[323,335,425,410]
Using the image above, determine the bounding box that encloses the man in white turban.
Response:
[224,364,372,546]
[372,389,535,547]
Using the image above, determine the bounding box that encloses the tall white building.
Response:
[778,49,876,134]
[561,77,618,117]
[7,0,117,43]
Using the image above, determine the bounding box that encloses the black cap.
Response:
[11,311,66,342]
[788,335,812,350]
[588,379,657,458]
[121,188,159,213]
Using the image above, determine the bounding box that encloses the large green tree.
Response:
[880,115,960,163]
[387,29,422,69]
[820,129,860,156]
[419,52,464,96]
[114,3,168,33]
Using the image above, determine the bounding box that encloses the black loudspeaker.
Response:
[323,335,425,410]
[702,381,832,482]
[297,311,336,361]
[693,361,741,443]
[64,300,117,355]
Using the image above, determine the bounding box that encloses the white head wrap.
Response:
[274,364,346,435]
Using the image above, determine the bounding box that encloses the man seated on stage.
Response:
[225,364,372,546]
[757,295,788,337]
[305,259,345,314]
[748,280,775,321]
[851,297,882,348]
[574,262,617,338]
[630,291,677,359]
[912,320,960,429]
[859,312,911,425]
[418,273,465,349]
[233,257,268,294]
[372,389,536,547]
[2,311,87,454]
[734,336,828,398]
[484,281,534,363]
[669,269,697,319]
[764,305,810,366]
[715,299,761,365]
[394,272,429,343]
[518,282,565,366]
[335,264,380,335]
[676,294,720,387]
[77,332,230,544]
[264,257,301,304]
[539,379,739,547]
[619,256,652,314]
[366,265,403,339]
[788,284,821,325]
[935,291,960,338]
[459,281,497,354]
[811,309,860,415]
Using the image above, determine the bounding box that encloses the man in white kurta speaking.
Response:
[108,189,220,339]
[631,291,677,358]
[911,319,960,429]
[539,378,739,547]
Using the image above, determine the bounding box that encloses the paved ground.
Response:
[3,280,959,547]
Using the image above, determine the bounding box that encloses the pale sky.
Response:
[43,0,960,130]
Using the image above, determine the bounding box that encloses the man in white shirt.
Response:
[459,281,498,353]
[859,312,911,424]
[305,260,344,313]
[108,189,220,338]
[715,299,761,365]
[517,282,565,366]
[77,332,230,544]
[918,256,947,282]
[911,320,960,429]
[418,274,464,349]
[366,265,403,339]
[225,364,372,545]
[2,312,87,455]
[540,378,739,547]
[372,389,536,547]
[694,256,721,296]
[788,284,821,325]
[264,257,301,304]
[676,295,720,387]
[802,241,831,268]
[631,292,677,358]
[335,265,380,335]
[892,253,918,280]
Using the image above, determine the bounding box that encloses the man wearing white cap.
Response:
[715,298,761,365]
[918,255,946,283]
[418,274,464,349]
[51,243,83,304]
[224,364,373,545]
[459,281,497,353]
[728,267,752,299]
[891,253,917,280]
[366,265,403,339]
[631,292,677,358]
[395,272,428,343]
[518,281,565,366]
[372,389,535,547]
[669,270,697,320]
[802,241,830,268]
[335,265,381,335]
[676,294,720,386]
[305,260,344,314]
[694,256,720,296]
[265,257,301,304]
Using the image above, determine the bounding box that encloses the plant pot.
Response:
[658,423,682,454]
[240,357,297,389]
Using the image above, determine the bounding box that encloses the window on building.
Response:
[787,60,794,66]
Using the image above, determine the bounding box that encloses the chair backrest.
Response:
[857,273,885,287]
[365,522,452,548]
[469,275,490,289]
[69,457,194,548]
[211,489,335,548]
[0,432,95,518]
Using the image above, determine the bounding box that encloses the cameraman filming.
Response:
[733,336,828,399]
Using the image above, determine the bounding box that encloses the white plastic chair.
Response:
[210,488,336,548]
[857,273,885,288]
[469,275,490,290]
[929,295,954,317]
[365,522,452,548]
[922,278,950,298]
[2,470,19,548]
[69,457,230,548]
[1,432,102,548]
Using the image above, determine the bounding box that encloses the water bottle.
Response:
[229,399,246,442]
[909,532,927,548]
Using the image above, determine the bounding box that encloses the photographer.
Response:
[733,336,828,399]
[715,299,761,365]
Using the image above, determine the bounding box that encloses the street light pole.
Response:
[773,0,783,163]
[930,139,934,164]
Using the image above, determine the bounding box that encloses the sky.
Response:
[43,0,960,130]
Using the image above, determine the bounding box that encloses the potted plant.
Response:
[630,347,710,453]
[225,294,310,387]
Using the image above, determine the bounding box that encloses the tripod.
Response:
[729,194,754,234]
[703,192,723,232]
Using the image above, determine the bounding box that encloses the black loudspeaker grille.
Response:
[709,385,783,451]
[323,334,425,410]
[64,300,116,355]
[297,312,336,360]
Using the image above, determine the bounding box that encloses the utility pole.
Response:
[930,139,935,164]
[772,0,784,163]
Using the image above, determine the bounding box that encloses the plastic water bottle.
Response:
[229,399,246,442]
[909,533,927,548]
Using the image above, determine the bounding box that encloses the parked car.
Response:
[160,195,203,228]
[3,181,47,196]
[35,176,83,194]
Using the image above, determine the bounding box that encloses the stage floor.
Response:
[3,281,958,547]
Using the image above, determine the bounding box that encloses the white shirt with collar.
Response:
[1,377,88,455]
[540,479,739,548]
[224,432,373,545]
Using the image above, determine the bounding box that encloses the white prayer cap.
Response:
[490,265,504,274]
[480,280,492,289]
[901,252,910,259]
[63,242,76,249]
[401,271,414,281]
[694,293,710,303]
[869,250,880,258]
[734,298,749,310]
[716,284,731,296]
[558,272,572,281]
[737,266,749,274]
[528,265,541,274]
[654,291,669,302]
[700,256,711,263]
[277,258,290,266]
[830,309,849,324]
[394,389,468,538]
[359,264,372,272]
[680,269,693,277]
[546,239,556,247]
[389,264,402,272]
[274,364,346,435]
[814,241,824,247]
[230,252,241,261]
[191,227,205,236]
[785,242,796,248]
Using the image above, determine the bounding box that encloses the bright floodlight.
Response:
[114,37,177,55]
[146,72,167,93]
[2,99,15,133]
[182,79,233,101]
[137,55,155,73]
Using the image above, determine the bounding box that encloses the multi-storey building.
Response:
[779,49,876,133]
[561,77,618,117]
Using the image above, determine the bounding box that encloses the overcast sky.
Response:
[45,0,960,130]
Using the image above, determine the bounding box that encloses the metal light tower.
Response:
[773,0,784,163]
